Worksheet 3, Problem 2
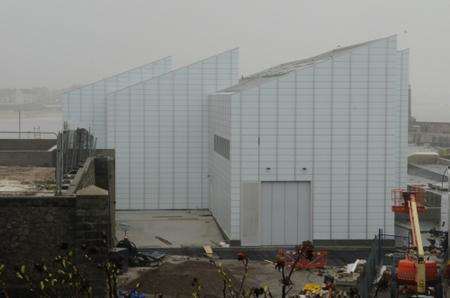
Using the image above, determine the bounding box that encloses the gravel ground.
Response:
[0,166,55,195]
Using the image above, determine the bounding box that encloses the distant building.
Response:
[0,87,56,105]
[410,120,450,147]
[14,89,33,104]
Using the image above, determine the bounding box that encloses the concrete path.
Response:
[116,210,225,248]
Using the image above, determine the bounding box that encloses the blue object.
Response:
[130,289,145,298]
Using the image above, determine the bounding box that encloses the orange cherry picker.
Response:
[391,186,442,297]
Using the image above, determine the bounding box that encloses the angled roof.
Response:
[106,48,239,96]
[223,36,392,93]
[63,56,172,95]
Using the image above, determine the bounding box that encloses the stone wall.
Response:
[0,154,115,297]
[0,197,76,266]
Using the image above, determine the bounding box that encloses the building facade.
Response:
[62,57,172,148]
[106,49,239,209]
[209,36,409,244]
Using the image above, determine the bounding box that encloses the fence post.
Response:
[378,228,383,265]
[391,254,397,298]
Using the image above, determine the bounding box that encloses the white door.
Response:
[260,181,311,245]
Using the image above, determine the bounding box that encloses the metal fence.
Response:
[0,128,55,139]
[358,230,384,298]
[0,127,96,195]
[55,128,96,194]
[358,230,411,298]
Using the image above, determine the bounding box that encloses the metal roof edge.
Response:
[63,56,172,95]
[105,48,240,96]
[223,35,399,93]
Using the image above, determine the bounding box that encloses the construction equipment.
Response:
[116,235,165,267]
[391,186,441,296]
[282,241,327,270]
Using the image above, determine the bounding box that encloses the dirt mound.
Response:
[125,260,238,297]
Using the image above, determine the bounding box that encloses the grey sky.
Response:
[0,0,449,121]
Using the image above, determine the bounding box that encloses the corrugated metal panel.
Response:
[227,36,407,240]
[108,49,239,210]
[260,181,311,245]
[62,56,172,148]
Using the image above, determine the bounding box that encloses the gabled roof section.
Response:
[224,36,394,93]
[63,56,172,94]
[107,48,239,95]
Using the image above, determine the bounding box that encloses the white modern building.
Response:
[62,57,172,148]
[106,49,239,210]
[208,36,409,245]
[62,36,409,245]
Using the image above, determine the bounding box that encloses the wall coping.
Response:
[66,157,95,194]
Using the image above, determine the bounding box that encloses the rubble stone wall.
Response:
[0,155,114,296]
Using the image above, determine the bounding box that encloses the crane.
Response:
[391,186,440,296]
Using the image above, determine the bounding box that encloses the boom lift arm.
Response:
[407,193,426,293]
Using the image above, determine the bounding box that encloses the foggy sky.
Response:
[0,0,449,121]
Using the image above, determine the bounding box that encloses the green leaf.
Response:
[39,281,45,290]
[16,272,23,279]
[20,265,26,274]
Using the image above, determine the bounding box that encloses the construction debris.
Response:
[345,259,366,274]
[203,245,213,258]
[116,237,165,267]
[155,236,172,246]
[219,241,230,248]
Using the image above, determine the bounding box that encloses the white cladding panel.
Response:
[62,57,172,148]
[108,49,239,209]
[399,49,409,187]
[227,36,407,241]
[208,94,232,237]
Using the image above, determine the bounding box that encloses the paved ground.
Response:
[116,210,225,248]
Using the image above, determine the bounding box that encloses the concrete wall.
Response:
[408,163,448,182]
[0,139,56,150]
[0,150,55,167]
[408,153,439,165]
[0,156,114,296]
[0,139,56,167]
